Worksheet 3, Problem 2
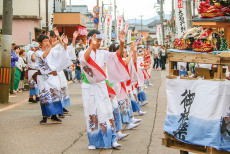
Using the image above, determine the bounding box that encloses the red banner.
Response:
[78,25,87,35]
[124,23,129,31]
[178,0,183,9]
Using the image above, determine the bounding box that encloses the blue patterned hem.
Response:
[138,91,147,102]
[87,128,116,149]
[131,100,141,112]
[61,97,71,108]
[29,87,39,96]
[40,100,63,116]
[113,107,122,132]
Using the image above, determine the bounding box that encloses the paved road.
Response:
[0,64,180,154]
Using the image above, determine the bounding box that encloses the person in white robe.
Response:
[136,53,149,106]
[79,30,130,149]
[48,29,77,117]
[35,31,72,124]
[27,42,40,103]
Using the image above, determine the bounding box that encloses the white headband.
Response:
[88,31,107,41]
[30,42,39,49]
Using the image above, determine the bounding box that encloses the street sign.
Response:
[93,17,99,25]
[93,6,100,14]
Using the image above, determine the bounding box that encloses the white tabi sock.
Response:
[112,142,122,148]
[131,117,142,124]
[138,111,146,116]
[141,101,148,106]
[144,84,148,88]
[126,123,139,130]
[116,131,129,140]
[88,145,96,150]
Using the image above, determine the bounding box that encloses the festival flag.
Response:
[104,15,112,47]
[117,16,124,41]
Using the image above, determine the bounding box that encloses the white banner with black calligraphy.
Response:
[104,15,112,48]
[175,0,187,38]
[117,16,124,41]
[164,78,230,152]
[156,25,163,45]
[127,30,131,44]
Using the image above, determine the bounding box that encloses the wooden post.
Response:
[169,61,174,75]
[217,65,223,79]
[0,0,13,104]
[224,27,230,49]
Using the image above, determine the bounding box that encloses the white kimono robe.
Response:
[35,47,72,117]
[79,49,130,149]
[27,50,39,96]
[53,44,73,109]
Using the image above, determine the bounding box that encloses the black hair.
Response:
[162,45,165,47]
[155,42,158,45]
[79,38,84,42]
[14,46,20,50]
[87,30,100,38]
[37,34,49,43]
[49,30,55,37]
[109,42,120,52]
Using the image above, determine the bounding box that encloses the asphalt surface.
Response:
[0,64,180,154]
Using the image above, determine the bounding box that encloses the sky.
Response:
[67,0,173,20]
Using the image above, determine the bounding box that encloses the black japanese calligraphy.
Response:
[173,89,195,140]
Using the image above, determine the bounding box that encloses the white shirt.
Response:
[27,50,37,69]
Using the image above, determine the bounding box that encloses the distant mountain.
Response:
[126,14,171,25]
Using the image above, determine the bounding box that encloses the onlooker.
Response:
[10,43,19,94]
[160,45,167,70]
[18,49,27,92]
[158,45,162,70]
[74,56,82,82]
[64,68,74,82]
[14,46,22,92]
[151,42,160,70]
[75,38,85,57]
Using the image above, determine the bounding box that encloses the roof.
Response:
[134,25,149,32]
[65,5,93,16]
[147,20,161,27]
[150,35,157,39]
[149,28,157,33]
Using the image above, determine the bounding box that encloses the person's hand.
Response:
[91,34,97,46]
[130,41,135,51]
[20,68,23,72]
[73,31,78,39]
[63,36,68,45]
[118,30,126,44]
[47,32,50,38]
[53,28,59,37]
[60,33,65,41]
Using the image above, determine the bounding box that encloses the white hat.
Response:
[30,42,39,49]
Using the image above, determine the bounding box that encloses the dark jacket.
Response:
[11,50,19,67]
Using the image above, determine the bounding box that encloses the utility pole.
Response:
[160,0,164,45]
[69,0,72,12]
[114,0,117,41]
[186,0,192,29]
[97,0,99,31]
[171,0,175,43]
[46,0,48,32]
[0,0,13,104]
[193,0,195,18]
[139,15,144,45]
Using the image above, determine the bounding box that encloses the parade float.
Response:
[162,0,230,153]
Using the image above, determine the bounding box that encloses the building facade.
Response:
[0,0,43,45]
